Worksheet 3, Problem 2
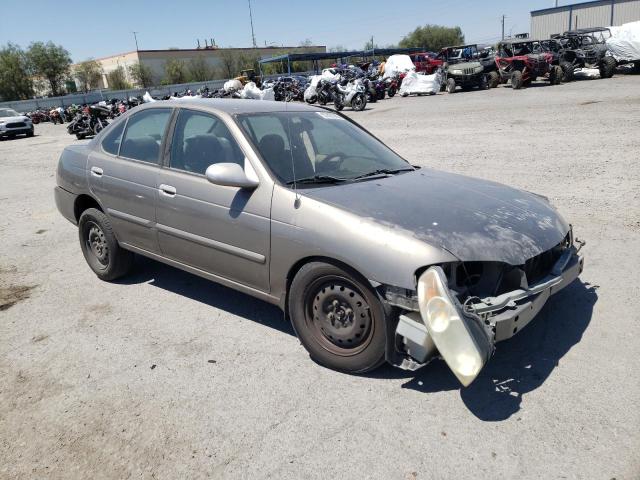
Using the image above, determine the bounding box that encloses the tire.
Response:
[318,95,327,106]
[367,92,377,103]
[446,78,456,93]
[305,95,317,104]
[334,94,345,111]
[599,56,616,79]
[78,208,134,281]
[288,262,387,373]
[387,87,396,97]
[511,70,523,89]
[487,71,500,88]
[561,61,575,82]
[479,75,489,90]
[377,90,385,100]
[549,65,563,85]
[26,128,34,137]
[76,133,85,140]
[351,93,366,111]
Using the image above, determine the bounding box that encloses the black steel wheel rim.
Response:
[85,221,109,269]
[305,276,374,356]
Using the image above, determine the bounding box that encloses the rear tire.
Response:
[387,87,396,97]
[599,56,616,79]
[78,208,134,281]
[511,70,523,89]
[561,61,575,82]
[288,262,387,373]
[487,71,500,88]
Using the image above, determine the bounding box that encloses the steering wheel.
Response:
[317,152,346,173]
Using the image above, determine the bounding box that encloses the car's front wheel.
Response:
[78,208,134,281]
[288,262,387,373]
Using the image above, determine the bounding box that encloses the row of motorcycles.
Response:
[304,63,400,111]
[65,97,145,139]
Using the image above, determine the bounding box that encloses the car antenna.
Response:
[285,99,301,207]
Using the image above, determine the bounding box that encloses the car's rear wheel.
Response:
[78,208,134,281]
[511,70,523,89]
[288,262,387,373]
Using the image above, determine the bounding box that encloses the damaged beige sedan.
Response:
[54,99,585,386]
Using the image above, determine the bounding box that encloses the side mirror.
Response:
[205,163,259,189]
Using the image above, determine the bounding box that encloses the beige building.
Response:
[531,0,640,39]
[73,45,326,90]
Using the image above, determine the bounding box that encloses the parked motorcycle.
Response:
[66,104,111,139]
[334,79,367,111]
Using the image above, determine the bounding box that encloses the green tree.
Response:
[74,59,103,92]
[164,58,188,84]
[188,56,211,82]
[106,66,130,90]
[0,43,33,101]
[217,49,239,79]
[27,41,72,96]
[129,61,154,87]
[398,24,465,51]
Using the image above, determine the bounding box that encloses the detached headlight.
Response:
[417,266,493,386]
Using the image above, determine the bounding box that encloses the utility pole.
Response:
[248,0,257,48]
[132,31,139,51]
[501,15,506,40]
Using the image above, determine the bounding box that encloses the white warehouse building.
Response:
[531,0,640,39]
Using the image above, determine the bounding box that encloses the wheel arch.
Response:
[282,255,376,314]
[74,194,104,222]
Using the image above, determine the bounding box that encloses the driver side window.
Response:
[170,109,245,175]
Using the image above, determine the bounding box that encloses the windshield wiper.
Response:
[285,175,348,185]
[350,168,414,181]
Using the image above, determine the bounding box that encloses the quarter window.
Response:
[101,120,125,155]
[119,108,172,164]
[170,109,245,175]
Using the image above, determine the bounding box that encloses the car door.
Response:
[88,107,173,253]
[155,108,271,291]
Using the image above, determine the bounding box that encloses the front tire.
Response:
[288,262,387,373]
[351,93,366,111]
[599,56,616,79]
[511,70,523,89]
[487,71,500,88]
[561,61,575,82]
[78,208,134,281]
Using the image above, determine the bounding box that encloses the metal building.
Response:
[531,0,640,39]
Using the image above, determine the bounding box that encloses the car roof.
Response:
[443,44,478,49]
[138,98,324,115]
[564,27,610,35]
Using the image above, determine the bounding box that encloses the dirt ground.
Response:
[1,75,639,479]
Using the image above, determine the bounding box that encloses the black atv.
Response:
[555,28,617,82]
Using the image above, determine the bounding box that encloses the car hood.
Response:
[0,115,29,123]
[449,61,482,69]
[302,168,569,265]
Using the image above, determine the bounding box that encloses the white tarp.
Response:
[239,82,275,100]
[382,54,416,79]
[142,91,156,103]
[304,76,321,102]
[223,79,243,92]
[399,70,443,96]
[574,68,600,79]
[606,21,640,62]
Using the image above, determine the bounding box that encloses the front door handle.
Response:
[159,184,177,197]
[90,166,103,177]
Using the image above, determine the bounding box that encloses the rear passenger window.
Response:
[170,109,245,175]
[119,109,171,164]
[101,120,125,155]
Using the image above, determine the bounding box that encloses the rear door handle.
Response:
[159,184,177,197]
[90,166,103,177]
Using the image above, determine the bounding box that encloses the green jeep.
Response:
[439,44,490,93]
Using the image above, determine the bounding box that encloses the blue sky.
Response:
[0,0,565,61]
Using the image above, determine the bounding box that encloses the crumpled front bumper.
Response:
[396,246,584,386]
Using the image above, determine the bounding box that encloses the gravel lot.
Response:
[1,75,639,480]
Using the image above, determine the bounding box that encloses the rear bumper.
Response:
[54,186,78,225]
[396,246,584,385]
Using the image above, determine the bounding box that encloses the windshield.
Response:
[0,109,19,118]
[236,111,412,185]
